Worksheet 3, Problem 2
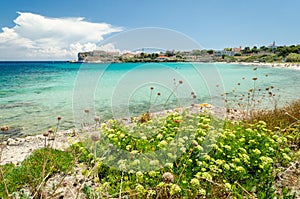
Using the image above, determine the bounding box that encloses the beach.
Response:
[232,61,300,70]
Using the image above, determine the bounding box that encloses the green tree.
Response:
[207,49,214,55]
[243,47,251,54]
[277,46,289,57]
[259,46,268,52]
[166,50,175,57]
[224,48,232,51]
[251,46,259,53]
[191,49,201,55]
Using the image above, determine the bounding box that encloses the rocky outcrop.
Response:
[78,51,93,61]
[78,50,120,63]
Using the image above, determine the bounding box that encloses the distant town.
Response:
[76,42,300,63]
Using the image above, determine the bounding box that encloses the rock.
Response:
[7,138,19,146]
[15,138,25,143]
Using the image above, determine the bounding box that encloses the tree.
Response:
[259,46,268,52]
[277,46,289,57]
[191,49,201,55]
[243,47,251,54]
[251,46,259,54]
[151,53,158,59]
[166,50,174,57]
[224,48,232,51]
[207,49,214,55]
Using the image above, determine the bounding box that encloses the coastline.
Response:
[73,60,300,70]
[231,61,300,70]
[1,104,226,165]
[1,61,299,165]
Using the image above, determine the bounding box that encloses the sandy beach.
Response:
[232,62,300,70]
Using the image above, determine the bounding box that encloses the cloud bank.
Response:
[0,12,122,60]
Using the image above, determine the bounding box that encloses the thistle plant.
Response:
[84,108,90,127]
[94,116,100,130]
[163,79,183,109]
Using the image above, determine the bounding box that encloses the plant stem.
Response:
[119,171,124,199]
[0,167,9,198]
[176,147,194,184]
[148,88,154,112]
[234,181,256,198]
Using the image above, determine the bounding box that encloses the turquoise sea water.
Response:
[1,62,299,136]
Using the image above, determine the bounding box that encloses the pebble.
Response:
[15,138,25,143]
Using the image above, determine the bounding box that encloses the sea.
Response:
[0,61,299,137]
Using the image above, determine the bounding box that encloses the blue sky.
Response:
[0,0,299,60]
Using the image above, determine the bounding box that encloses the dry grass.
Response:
[246,99,300,131]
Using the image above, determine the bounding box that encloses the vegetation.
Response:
[286,53,300,62]
[225,44,300,63]
[1,103,299,198]
[0,148,73,198]
[0,76,299,198]
[78,43,300,64]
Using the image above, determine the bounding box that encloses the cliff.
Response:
[78,50,120,63]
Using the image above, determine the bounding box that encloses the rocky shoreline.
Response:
[0,129,78,165]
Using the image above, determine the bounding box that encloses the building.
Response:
[121,52,135,59]
[232,47,242,53]
[268,41,277,53]
[156,55,169,61]
[213,50,235,57]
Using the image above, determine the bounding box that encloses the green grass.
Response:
[0,148,73,198]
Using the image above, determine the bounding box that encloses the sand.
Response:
[233,62,300,70]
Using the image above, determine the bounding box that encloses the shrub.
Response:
[286,53,300,62]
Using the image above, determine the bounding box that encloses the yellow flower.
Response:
[170,184,181,195]
[190,178,200,188]
[198,188,206,195]
[225,183,231,190]
[201,172,212,181]
[135,184,144,193]
[253,148,261,155]
[148,171,156,177]
[282,153,291,161]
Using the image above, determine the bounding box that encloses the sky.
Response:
[0,0,299,60]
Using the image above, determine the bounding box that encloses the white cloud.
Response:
[96,43,121,52]
[0,12,122,60]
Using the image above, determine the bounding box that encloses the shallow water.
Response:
[1,62,299,136]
